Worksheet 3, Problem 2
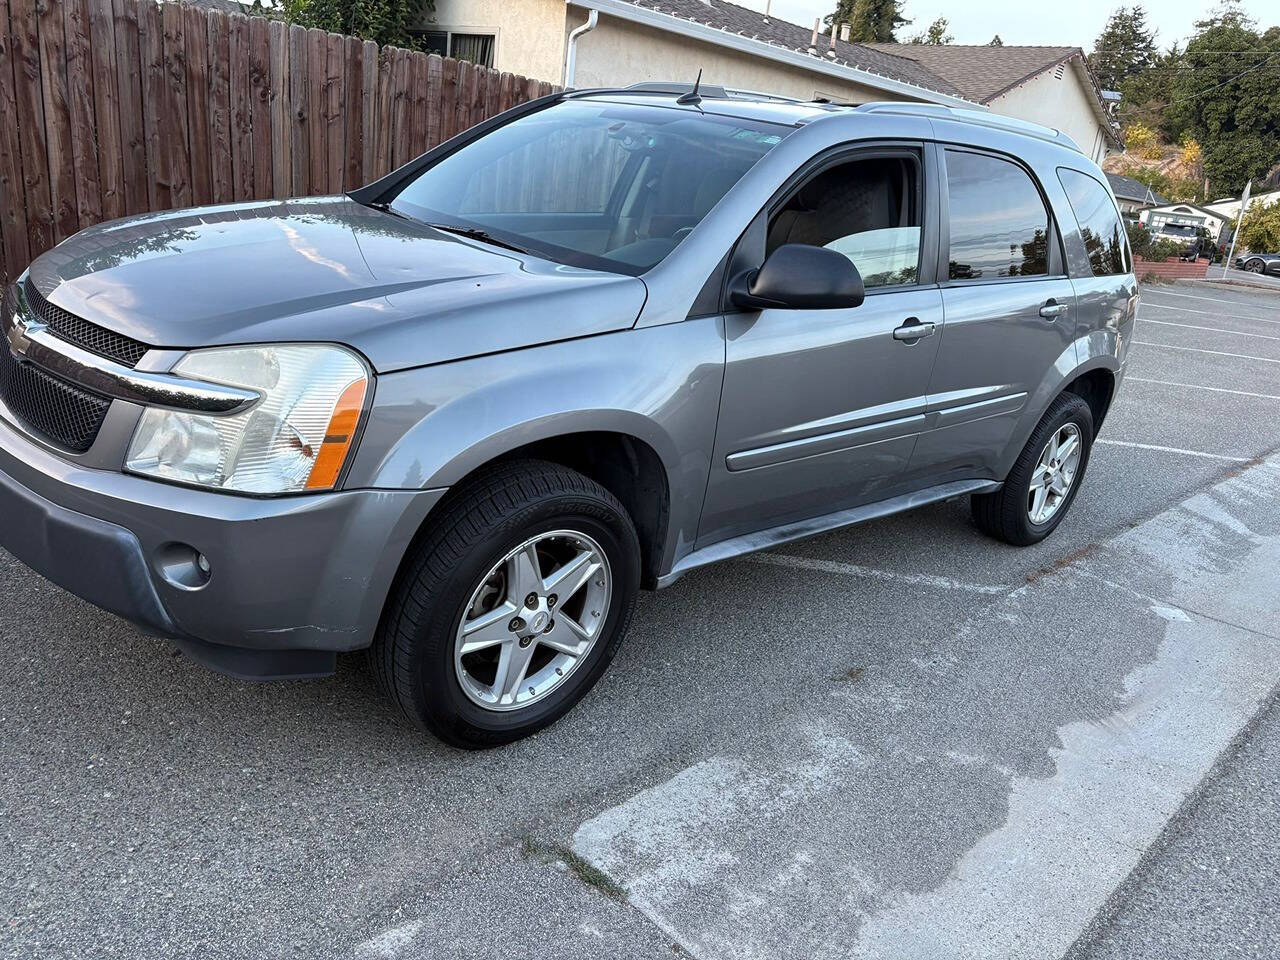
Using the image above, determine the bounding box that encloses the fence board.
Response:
[229,14,252,202]
[63,0,102,231]
[138,0,166,209]
[37,0,79,242]
[343,35,364,191]
[161,2,191,209]
[287,23,308,195]
[269,19,290,199]
[372,45,393,179]
[249,15,272,200]
[306,27,326,194]
[111,0,147,215]
[207,11,232,204]
[1,0,560,279]
[183,4,211,204]
[89,0,124,222]
[0,0,32,280]
[325,31,344,194]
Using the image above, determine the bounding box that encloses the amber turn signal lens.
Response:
[305,378,367,490]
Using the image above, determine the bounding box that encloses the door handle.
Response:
[1039,301,1070,320]
[893,319,936,342]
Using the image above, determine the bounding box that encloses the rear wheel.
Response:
[971,393,1093,546]
[371,459,640,748]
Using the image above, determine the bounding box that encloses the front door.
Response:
[697,146,943,548]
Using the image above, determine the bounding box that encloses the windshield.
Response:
[389,99,791,275]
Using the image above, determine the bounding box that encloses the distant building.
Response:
[425,0,1122,162]
[1105,173,1166,217]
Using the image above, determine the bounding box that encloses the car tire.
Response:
[1247,259,1265,273]
[970,392,1094,547]
[371,459,640,748]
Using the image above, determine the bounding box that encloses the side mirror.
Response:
[729,243,865,311]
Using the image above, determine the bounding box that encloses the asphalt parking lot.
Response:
[3,281,1280,960]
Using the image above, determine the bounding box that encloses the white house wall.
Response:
[430,0,569,83]
[566,11,914,104]
[987,67,1113,163]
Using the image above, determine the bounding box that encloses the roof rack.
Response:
[854,102,1083,154]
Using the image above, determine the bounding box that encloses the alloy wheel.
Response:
[1027,423,1082,525]
[454,530,611,712]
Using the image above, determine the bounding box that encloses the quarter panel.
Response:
[346,318,726,574]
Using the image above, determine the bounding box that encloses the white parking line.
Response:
[1096,439,1249,462]
[1138,302,1280,326]
[1142,288,1277,307]
[1126,377,1280,401]
[1136,317,1280,341]
[747,552,1009,594]
[1133,340,1280,364]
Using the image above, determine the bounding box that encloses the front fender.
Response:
[345,318,726,574]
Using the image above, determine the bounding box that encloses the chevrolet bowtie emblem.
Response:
[4,307,45,360]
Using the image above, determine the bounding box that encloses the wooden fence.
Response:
[0,0,558,285]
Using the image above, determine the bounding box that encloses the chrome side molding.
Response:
[4,289,259,416]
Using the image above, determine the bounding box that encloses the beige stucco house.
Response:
[423,0,1121,162]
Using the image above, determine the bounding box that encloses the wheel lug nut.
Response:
[543,620,554,633]
[524,592,538,608]
[509,617,525,632]
[547,594,557,608]
[519,636,532,648]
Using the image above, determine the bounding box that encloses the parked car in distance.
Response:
[0,85,1137,747]
[1234,252,1280,276]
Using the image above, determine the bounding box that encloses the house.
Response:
[1105,173,1166,217]
[1200,188,1280,224]
[423,0,1121,161]
[1137,202,1232,245]
[864,43,1123,163]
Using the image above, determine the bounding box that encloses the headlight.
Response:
[125,344,369,494]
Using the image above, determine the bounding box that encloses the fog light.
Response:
[155,543,212,590]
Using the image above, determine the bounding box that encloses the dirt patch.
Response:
[519,835,629,903]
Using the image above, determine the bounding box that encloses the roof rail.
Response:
[624,82,805,104]
[854,102,1083,154]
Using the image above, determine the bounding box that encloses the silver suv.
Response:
[0,86,1137,746]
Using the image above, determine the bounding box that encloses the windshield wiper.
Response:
[424,222,533,255]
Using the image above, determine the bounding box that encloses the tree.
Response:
[988,35,1004,46]
[1238,202,1280,252]
[909,17,953,45]
[1089,6,1158,91]
[1160,10,1280,198]
[280,0,434,49]
[827,0,910,43]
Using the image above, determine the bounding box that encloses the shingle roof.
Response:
[863,44,1078,103]
[1106,173,1166,205]
[612,0,967,100]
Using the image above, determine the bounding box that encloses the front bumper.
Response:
[0,414,445,679]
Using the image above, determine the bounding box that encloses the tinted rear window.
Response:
[945,150,1050,280]
[1058,168,1130,276]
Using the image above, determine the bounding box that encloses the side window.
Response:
[945,150,1050,280]
[768,155,921,289]
[1058,168,1129,276]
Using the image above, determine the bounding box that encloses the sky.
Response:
[737,0,1276,48]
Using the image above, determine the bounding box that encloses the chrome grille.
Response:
[23,279,150,368]
[0,338,111,453]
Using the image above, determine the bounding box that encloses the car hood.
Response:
[24,197,648,372]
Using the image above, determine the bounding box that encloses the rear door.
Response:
[906,145,1077,483]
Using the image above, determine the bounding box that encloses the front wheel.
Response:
[371,460,640,748]
[971,393,1094,546]
[1247,260,1266,274]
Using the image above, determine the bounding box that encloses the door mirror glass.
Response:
[729,243,865,311]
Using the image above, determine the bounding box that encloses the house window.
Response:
[414,28,495,67]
